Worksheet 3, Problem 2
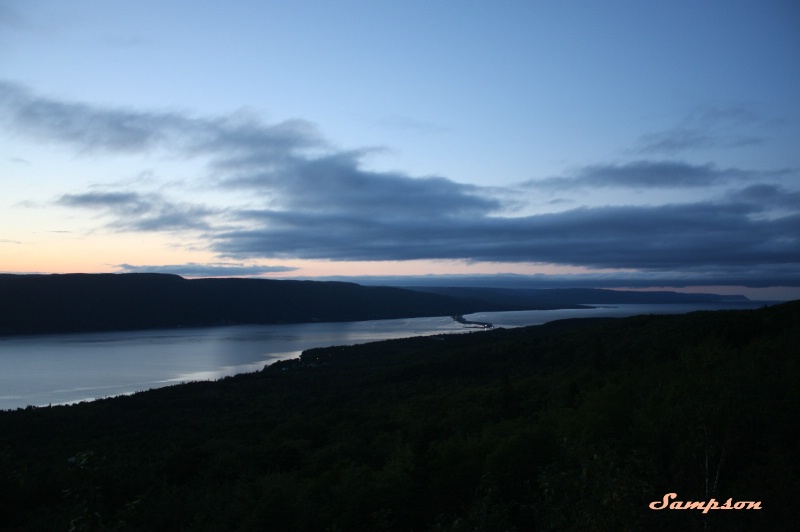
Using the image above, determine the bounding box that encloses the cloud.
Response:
[58,191,147,211]
[223,150,500,220]
[637,129,763,154]
[214,201,800,273]
[522,160,751,190]
[635,105,772,155]
[115,262,296,277]
[725,184,800,212]
[57,191,215,231]
[0,81,321,156]
[2,81,496,222]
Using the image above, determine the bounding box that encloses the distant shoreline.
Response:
[1,273,768,338]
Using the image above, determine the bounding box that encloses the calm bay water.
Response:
[0,302,768,410]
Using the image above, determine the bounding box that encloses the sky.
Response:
[1,0,799,300]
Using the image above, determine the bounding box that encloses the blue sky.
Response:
[1,0,799,299]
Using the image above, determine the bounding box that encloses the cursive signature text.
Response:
[649,493,761,513]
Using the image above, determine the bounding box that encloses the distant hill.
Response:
[0,273,753,336]
[406,286,749,309]
[0,273,495,336]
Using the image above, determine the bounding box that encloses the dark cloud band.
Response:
[116,262,296,277]
[213,202,800,271]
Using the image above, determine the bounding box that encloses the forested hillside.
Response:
[0,273,492,335]
[1,301,797,530]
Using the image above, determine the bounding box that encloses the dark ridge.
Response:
[406,286,750,309]
[0,273,498,336]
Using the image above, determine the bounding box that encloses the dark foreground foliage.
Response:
[1,301,798,531]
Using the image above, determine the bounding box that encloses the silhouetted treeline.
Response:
[0,301,797,530]
[0,273,496,335]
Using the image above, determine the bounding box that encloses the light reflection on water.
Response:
[0,302,768,410]
[0,316,466,409]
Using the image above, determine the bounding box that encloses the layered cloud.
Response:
[0,81,320,157]
[521,160,754,190]
[2,82,799,288]
[56,191,215,232]
[116,262,296,277]
[221,150,500,220]
[635,105,773,155]
[213,201,799,270]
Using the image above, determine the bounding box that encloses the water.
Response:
[0,316,472,409]
[0,302,769,410]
